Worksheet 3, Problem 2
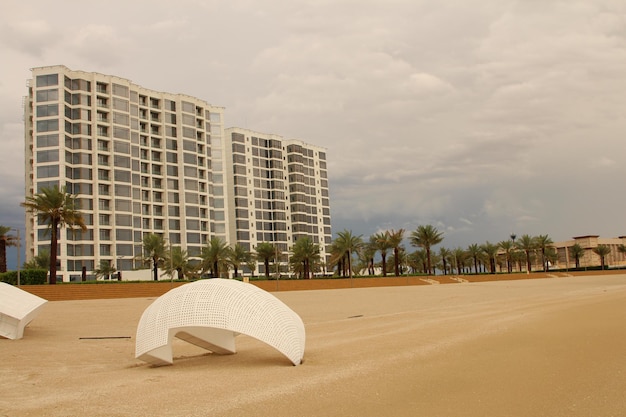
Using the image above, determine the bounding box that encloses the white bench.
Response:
[135,279,305,366]
[0,282,48,339]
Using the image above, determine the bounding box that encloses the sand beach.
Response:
[1,274,626,416]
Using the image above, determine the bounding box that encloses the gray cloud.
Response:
[1,0,625,254]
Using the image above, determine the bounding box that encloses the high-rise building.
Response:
[24,65,331,281]
[225,128,332,276]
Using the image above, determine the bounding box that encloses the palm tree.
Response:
[334,229,364,278]
[410,225,444,275]
[407,250,425,274]
[201,237,230,278]
[388,229,405,276]
[373,232,392,277]
[255,242,276,278]
[466,243,482,274]
[544,246,558,270]
[516,234,536,272]
[21,185,87,284]
[481,241,499,274]
[498,240,515,273]
[163,246,193,280]
[511,249,526,273]
[535,234,554,271]
[0,226,18,273]
[328,240,344,277]
[23,249,50,270]
[143,233,166,281]
[290,237,320,279]
[94,260,117,280]
[364,236,378,275]
[228,244,252,278]
[438,247,452,275]
[570,243,585,269]
[452,247,466,275]
[593,245,611,270]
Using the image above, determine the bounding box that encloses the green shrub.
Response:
[0,269,48,285]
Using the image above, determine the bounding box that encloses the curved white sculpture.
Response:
[135,279,305,366]
[0,282,47,340]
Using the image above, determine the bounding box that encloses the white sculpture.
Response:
[135,279,305,366]
[0,282,47,340]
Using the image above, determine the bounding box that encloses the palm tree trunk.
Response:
[50,220,59,284]
[153,257,158,281]
[381,254,387,277]
[0,238,6,273]
[394,247,400,276]
[264,259,270,278]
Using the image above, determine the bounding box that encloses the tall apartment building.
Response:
[225,128,332,275]
[24,65,331,281]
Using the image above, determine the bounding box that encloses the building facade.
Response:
[225,128,332,275]
[24,66,330,281]
[553,235,626,270]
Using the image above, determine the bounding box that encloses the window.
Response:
[166,152,177,163]
[113,141,130,154]
[113,126,130,140]
[181,101,194,113]
[116,229,133,241]
[187,233,201,244]
[113,112,130,126]
[165,100,176,111]
[96,170,109,182]
[115,199,131,212]
[36,165,59,178]
[183,153,197,165]
[36,104,59,117]
[114,155,131,168]
[36,134,59,148]
[100,244,111,256]
[115,214,132,227]
[36,149,59,163]
[112,97,129,111]
[166,139,178,150]
[112,83,129,97]
[36,74,59,87]
[182,127,195,139]
[167,165,178,176]
[67,78,91,92]
[36,119,59,132]
[114,169,131,182]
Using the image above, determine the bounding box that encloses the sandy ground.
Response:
[1,274,626,417]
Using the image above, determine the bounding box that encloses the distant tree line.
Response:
[2,186,624,284]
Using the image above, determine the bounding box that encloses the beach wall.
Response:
[18,270,625,301]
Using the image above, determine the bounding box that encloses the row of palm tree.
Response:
[137,233,322,281]
[330,230,624,277]
[4,185,625,283]
[328,225,444,277]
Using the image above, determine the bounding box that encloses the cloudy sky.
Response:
[1,0,625,266]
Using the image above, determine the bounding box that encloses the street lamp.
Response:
[117,255,126,281]
[12,228,21,287]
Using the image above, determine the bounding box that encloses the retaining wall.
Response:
[18,270,624,301]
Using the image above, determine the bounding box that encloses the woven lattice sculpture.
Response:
[0,282,47,340]
[135,279,305,366]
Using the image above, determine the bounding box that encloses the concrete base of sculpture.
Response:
[0,282,48,340]
[135,279,305,366]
